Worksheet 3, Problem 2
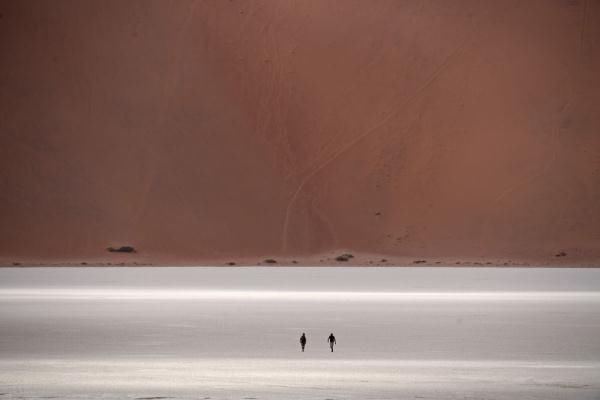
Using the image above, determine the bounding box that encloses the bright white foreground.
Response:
[0,267,599,399]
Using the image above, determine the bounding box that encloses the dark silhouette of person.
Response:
[328,333,336,352]
[300,333,307,352]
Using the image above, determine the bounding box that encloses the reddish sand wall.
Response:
[1,1,599,264]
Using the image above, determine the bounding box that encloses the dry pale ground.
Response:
[1,267,599,399]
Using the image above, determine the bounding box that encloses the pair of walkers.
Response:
[299,332,336,352]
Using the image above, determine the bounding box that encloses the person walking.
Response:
[300,332,307,352]
[327,333,336,352]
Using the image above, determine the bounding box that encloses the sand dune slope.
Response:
[1,1,599,264]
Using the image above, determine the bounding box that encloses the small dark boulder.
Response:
[107,246,136,253]
[413,260,427,264]
[555,251,567,257]
[335,254,350,262]
[226,262,236,266]
[12,262,21,266]
[264,259,277,264]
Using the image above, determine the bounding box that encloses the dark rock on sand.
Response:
[107,246,136,253]
[335,253,354,262]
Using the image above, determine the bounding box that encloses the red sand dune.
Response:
[1,0,599,265]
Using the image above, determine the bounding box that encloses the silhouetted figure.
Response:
[328,333,336,352]
[300,333,307,352]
